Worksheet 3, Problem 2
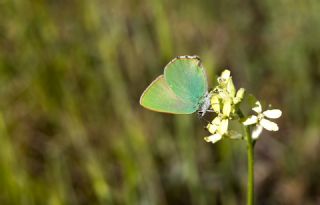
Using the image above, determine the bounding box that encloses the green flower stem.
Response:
[238,110,255,205]
[244,125,254,205]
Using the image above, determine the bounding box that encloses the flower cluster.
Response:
[204,70,245,143]
[204,70,282,144]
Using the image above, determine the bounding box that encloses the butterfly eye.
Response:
[197,111,204,118]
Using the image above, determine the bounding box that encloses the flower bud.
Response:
[233,88,245,104]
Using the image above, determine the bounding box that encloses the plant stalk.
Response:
[244,126,254,205]
[238,109,254,205]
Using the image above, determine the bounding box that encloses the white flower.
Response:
[242,101,282,139]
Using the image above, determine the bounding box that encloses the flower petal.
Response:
[252,101,262,113]
[234,88,245,104]
[236,88,245,99]
[263,109,282,119]
[217,70,231,84]
[207,124,218,134]
[242,115,258,126]
[226,79,236,96]
[222,98,232,116]
[210,95,220,113]
[204,134,222,144]
[252,125,263,139]
[221,69,231,79]
[218,119,229,134]
[260,118,279,131]
[212,116,221,125]
[207,117,221,134]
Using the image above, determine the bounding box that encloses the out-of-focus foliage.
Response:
[0,0,319,204]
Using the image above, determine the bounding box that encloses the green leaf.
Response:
[247,94,258,108]
[226,130,243,139]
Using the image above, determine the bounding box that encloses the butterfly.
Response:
[139,55,213,117]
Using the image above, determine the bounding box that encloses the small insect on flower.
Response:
[242,101,282,139]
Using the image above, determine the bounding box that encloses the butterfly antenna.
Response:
[205,110,215,113]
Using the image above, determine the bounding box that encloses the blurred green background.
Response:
[1,0,320,204]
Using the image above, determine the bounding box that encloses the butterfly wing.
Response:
[164,56,208,108]
[140,75,197,114]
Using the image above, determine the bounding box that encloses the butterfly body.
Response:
[197,92,213,117]
[140,55,211,115]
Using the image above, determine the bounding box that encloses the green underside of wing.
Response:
[164,58,208,105]
[140,75,198,114]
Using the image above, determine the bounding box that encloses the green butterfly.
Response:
[140,56,212,116]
